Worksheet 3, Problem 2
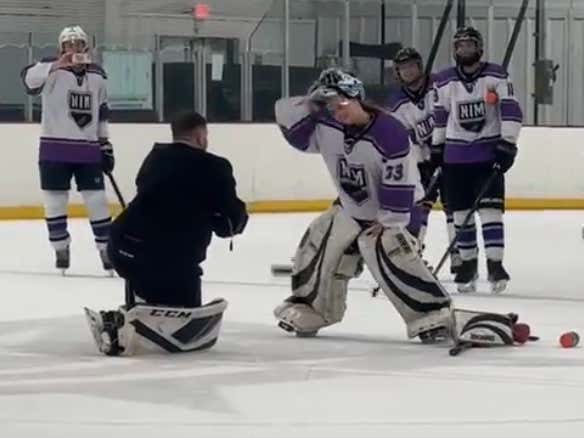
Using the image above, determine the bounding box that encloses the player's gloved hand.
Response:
[100,140,115,174]
[429,143,444,173]
[494,140,517,173]
[417,160,434,187]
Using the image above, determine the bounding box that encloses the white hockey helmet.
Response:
[58,25,89,51]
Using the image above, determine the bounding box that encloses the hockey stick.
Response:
[105,171,126,209]
[432,165,501,276]
[105,172,135,308]
[416,168,442,206]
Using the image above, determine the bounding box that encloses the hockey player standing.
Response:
[431,27,523,293]
[274,69,453,343]
[21,26,114,274]
[388,47,461,274]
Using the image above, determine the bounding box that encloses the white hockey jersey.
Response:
[432,62,523,164]
[21,58,109,163]
[275,97,423,228]
[387,76,436,163]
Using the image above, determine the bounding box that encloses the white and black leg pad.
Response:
[454,309,514,346]
[358,227,453,339]
[274,205,363,333]
[85,298,228,355]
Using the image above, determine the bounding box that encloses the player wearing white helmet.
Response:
[21,25,114,274]
[273,68,453,343]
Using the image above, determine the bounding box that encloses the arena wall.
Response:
[1,123,583,219]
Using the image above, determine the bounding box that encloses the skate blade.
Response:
[278,320,318,337]
[490,280,508,294]
[457,281,476,294]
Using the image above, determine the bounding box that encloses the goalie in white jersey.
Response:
[274,69,453,343]
[21,26,114,274]
[431,27,523,293]
[388,47,461,275]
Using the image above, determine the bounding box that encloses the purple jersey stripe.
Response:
[379,185,414,211]
[279,115,317,151]
[444,140,497,164]
[39,139,101,163]
[500,99,523,121]
[434,106,448,126]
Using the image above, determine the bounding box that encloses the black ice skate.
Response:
[99,248,114,276]
[450,251,462,275]
[487,260,510,294]
[455,258,478,293]
[55,247,70,274]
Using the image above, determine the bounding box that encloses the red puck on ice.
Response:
[512,323,530,344]
[559,331,580,348]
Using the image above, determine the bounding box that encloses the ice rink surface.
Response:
[1,211,583,438]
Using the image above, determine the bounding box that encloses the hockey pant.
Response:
[85,298,227,356]
[274,205,453,338]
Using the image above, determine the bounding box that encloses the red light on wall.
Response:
[192,3,210,21]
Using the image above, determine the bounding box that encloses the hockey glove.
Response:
[494,140,517,173]
[100,140,115,174]
[417,160,434,187]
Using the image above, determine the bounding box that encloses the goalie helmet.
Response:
[313,68,365,100]
[393,47,424,86]
[58,25,89,52]
[453,26,484,66]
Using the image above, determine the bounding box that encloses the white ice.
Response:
[1,211,583,438]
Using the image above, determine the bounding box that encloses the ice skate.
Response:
[277,320,318,337]
[419,325,450,344]
[84,308,124,356]
[55,246,70,275]
[450,251,462,275]
[455,259,478,293]
[487,260,510,294]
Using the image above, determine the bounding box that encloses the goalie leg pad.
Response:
[358,227,453,339]
[276,205,363,332]
[86,299,228,355]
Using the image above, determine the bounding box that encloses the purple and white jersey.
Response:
[21,58,109,164]
[387,76,435,163]
[275,96,423,228]
[432,62,523,164]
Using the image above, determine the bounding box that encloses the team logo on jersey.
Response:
[68,91,93,129]
[457,99,486,133]
[337,157,369,204]
[416,115,435,143]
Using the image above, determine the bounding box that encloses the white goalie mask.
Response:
[58,25,89,53]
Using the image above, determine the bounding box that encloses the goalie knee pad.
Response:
[85,298,228,355]
[358,226,452,338]
[279,205,362,330]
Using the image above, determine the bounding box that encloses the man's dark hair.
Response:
[171,111,207,138]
